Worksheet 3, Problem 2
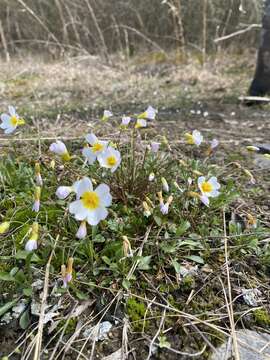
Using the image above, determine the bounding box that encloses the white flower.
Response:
[49,140,71,161]
[138,106,158,120]
[0,106,25,134]
[32,187,41,212]
[35,174,43,186]
[210,139,219,150]
[135,119,147,128]
[184,130,203,146]
[161,177,169,193]
[35,162,43,186]
[160,203,169,215]
[121,116,131,126]
[32,200,40,212]
[76,221,87,239]
[83,133,108,165]
[25,239,38,252]
[150,142,160,153]
[61,258,73,288]
[160,195,173,215]
[56,186,73,199]
[69,177,112,226]
[149,172,155,181]
[25,223,39,252]
[102,110,113,121]
[97,146,121,173]
[198,176,220,206]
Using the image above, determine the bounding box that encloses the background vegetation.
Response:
[0,0,264,60]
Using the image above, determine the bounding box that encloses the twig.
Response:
[222,209,240,360]
[33,234,59,360]
[146,309,166,360]
[214,24,261,43]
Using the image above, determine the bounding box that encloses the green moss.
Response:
[57,318,77,335]
[126,297,148,331]
[181,275,195,291]
[254,308,270,327]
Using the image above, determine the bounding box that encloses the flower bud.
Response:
[76,221,87,239]
[142,201,151,217]
[148,172,155,181]
[56,186,73,200]
[35,162,43,186]
[122,236,133,257]
[0,221,10,234]
[161,177,169,193]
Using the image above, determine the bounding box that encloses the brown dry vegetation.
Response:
[0,0,263,60]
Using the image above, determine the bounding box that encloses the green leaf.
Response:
[23,288,33,297]
[185,255,204,264]
[122,279,131,290]
[93,234,105,243]
[137,256,152,270]
[75,290,89,300]
[15,250,41,263]
[176,220,191,236]
[19,309,30,330]
[0,272,15,282]
[0,299,18,317]
[160,241,177,254]
[101,256,111,265]
[171,260,181,273]
[154,215,162,226]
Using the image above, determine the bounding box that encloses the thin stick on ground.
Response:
[146,309,166,360]
[223,208,240,360]
[33,234,59,360]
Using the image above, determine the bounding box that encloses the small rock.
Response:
[82,321,113,341]
[241,288,262,307]
[211,330,270,360]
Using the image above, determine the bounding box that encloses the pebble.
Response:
[211,330,270,360]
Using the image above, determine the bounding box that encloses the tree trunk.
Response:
[249,0,270,96]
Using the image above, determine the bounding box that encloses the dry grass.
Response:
[0,50,254,113]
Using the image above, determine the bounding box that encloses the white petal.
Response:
[200,195,209,206]
[8,106,16,116]
[208,190,220,198]
[69,200,88,220]
[77,177,93,198]
[82,147,96,164]
[208,177,220,190]
[4,126,16,134]
[95,184,112,206]
[86,207,108,226]
[122,116,131,125]
[197,176,205,186]
[1,114,11,124]
[85,133,98,145]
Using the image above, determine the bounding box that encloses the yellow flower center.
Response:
[107,156,117,167]
[185,133,195,145]
[81,191,100,210]
[10,116,25,127]
[92,142,104,153]
[201,181,213,193]
[10,116,18,126]
[61,152,71,162]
